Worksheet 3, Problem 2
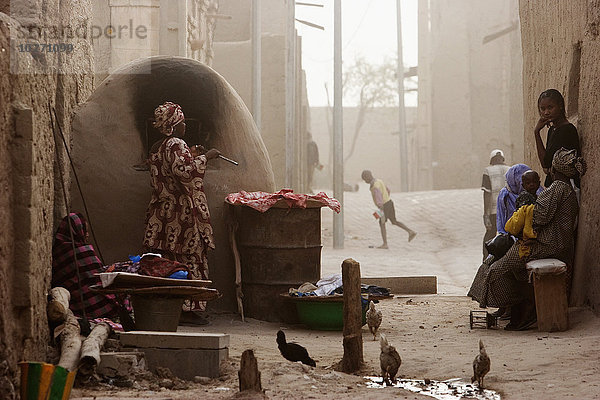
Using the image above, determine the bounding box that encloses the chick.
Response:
[366,300,383,341]
[471,339,491,389]
[379,333,401,386]
[276,330,316,367]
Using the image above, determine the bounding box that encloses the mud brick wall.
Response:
[519,1,600,312]
[0,0,95,395]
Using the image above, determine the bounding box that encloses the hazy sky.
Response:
[295,0,418,107]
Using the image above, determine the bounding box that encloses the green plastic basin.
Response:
[294,299,367,331]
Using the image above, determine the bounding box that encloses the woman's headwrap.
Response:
[496,163,535,234]
[55,212,88,244]
[505,163,531,195]
[153,102,185,136]
[552,147,587,178]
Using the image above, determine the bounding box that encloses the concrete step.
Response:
[119,331,229,349]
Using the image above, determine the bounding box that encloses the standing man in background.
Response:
[361,170,417,249]
[306,135,323,194]
[481,149,510,259]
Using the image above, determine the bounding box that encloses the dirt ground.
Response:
[71,189,600,400]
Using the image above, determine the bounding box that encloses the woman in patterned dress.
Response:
[143,102,221,321]
[468,148,586,330]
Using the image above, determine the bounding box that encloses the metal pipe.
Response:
[252,0,262,131]
[285,0,296,188]
[333,0,344,249]
[396,0,408,192]
[218,155,239,165]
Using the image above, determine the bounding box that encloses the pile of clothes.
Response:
[288,274,391,297]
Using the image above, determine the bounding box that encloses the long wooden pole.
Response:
[333,0,344,248]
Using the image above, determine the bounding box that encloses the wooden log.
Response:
[338,258,363,373]
[238,349,262,393]
[78,322,111,376]
[57,309,82,371]
[47,287,70,324]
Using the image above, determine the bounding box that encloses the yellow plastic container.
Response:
[19,362,77,400]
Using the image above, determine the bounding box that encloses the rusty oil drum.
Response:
[235,205,321,322]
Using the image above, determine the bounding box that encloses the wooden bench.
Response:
[526,259,568,332]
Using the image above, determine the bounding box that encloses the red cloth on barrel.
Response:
[138,255,190,278]
[225,189,341,213]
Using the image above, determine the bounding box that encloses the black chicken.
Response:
[276,330,316,367]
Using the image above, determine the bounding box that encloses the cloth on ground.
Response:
[225,189,341,213]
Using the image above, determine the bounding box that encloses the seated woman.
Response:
[468,148,585,330]
[52,213,121,320]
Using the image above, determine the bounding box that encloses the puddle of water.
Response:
[364,376,501,400]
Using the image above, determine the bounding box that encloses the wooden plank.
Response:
[97,272,212,288]
[361,276,437,295]
[91,285,220,298]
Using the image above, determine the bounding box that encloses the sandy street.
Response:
[72,188,600,400]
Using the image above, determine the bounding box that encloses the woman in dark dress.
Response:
[468,148,586,330]
[534,89,580,187]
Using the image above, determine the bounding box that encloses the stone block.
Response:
[119,331,229,350]
[134,347,228,379]
[361,276,437,295]
[13,104,34,140]
[97,351,146,378]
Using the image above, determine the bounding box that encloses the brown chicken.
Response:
[471,339,491,389]
[379,333,401,386]
[366,300,382,341]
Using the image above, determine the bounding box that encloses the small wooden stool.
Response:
[526,259,568,332]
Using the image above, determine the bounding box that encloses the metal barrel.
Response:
[235,205,322,322]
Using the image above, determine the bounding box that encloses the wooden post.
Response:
[79,322,111,376]
[238,349,262,393]
[338,258,363,372]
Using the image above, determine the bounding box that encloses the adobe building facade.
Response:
[418,0,524,190]
[519,1,600,312]
[0,0,245,393]
[1,0,97,394]
[92,0,218,79]
[211,0,311,192]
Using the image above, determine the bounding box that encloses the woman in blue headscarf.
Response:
[496,164,541,234]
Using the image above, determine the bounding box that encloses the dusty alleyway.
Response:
[321,185,482,295]
[71,188,600,400]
